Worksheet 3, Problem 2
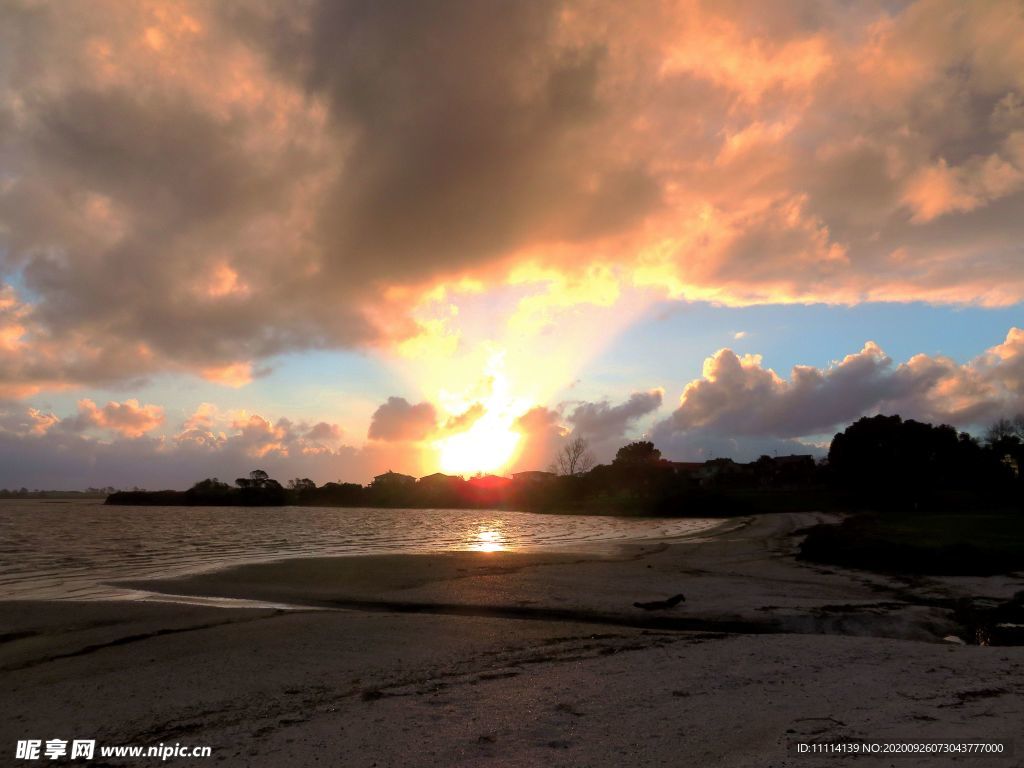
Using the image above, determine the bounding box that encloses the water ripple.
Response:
[0,500,717,600]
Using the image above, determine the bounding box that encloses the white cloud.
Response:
[654,328,1024,451]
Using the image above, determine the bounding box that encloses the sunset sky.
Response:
[1,0,1023,489]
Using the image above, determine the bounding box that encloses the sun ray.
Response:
[433,352,528,475]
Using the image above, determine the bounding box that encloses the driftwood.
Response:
[633,594,686,611]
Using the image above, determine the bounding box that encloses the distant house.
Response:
[418,472,463,486]
[767,454,817,486]
[464,474,512,507]
[664,461,708,487]
[774,454,815,465]
[371,470,417,489]
[690,458,757,488]
[468,474,512,489]
[751,454,818,487]
[511,470,556,484]
[1002,454,1020,478]
[414,472,467,505]
[696,458,736,480]
[667,461,704,475]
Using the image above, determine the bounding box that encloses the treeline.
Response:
[521,413,1020,515]
[1,488,114,499]
[105,452,831,514]
[799,414,1024,577]
[827,413,1021,511]
[106,414,1023,515]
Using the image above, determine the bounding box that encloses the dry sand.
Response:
[2,512,1023,767]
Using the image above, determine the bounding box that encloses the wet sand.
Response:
[2,512,1023,766]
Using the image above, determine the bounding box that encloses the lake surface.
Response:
[0,500,719,601]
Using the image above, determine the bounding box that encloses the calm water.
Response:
[0,500,718,601]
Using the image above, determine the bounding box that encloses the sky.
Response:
[1,0,1022,489]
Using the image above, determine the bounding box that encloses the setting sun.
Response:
[436,413,521,476]
[432,352,528,475]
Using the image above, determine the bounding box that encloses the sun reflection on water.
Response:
[466,524,508,552]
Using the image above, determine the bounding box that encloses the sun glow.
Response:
[437,412,521,475]
[390,276,660,477]
[467,526,508,553]
[434,353,529,476]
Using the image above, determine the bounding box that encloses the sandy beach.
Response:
[3,512,1023,767]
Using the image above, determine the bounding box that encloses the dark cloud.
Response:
[511,405,567,472]
[443,403,485,434]
[515,405,564,436]
[0,0,667,392]
[367,396,437,442]
[510,391,664,470]
[305,421,342,442]
[566,389,663,443]
[298,0,659,285]
[2,0,1024,396]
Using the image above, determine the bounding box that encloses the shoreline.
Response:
[0,502,726,602]
[98,509,1020,644]
[4,511,1023,767]
[110,514,751,609]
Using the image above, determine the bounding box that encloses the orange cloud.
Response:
[659,3,833,102]
[203,264,251,299]
[76,398,165,438]
[0,285,28,352]
[2,0,1024,400]
[201,363,254,388]
[902,140,1024,223]
[183,402,219,431]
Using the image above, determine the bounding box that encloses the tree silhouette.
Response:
[613,441,662,465]
[828,414,1010,509]
[986,414,1024,480]
[551,435,596,476]
[236,469,271,489]
[190,478,230,493]
[986,415,1024,449]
